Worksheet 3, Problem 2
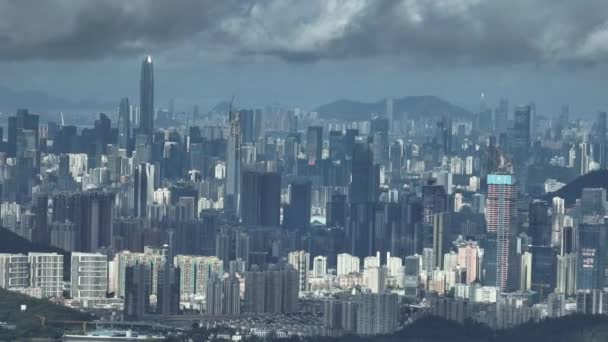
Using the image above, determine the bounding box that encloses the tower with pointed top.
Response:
[225,103,241,217]
[139,54,154,137]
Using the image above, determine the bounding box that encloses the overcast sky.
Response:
[2,0,608,116]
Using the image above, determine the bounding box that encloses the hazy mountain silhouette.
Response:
[316,95,473,121]
[545,169,608,206]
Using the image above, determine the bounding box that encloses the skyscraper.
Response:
[283,179,312,230]
[118,98,130,152]
[226,107,241,216]
[240,171,281,227]
[134,163,155,218]
[486,174,517,290]
[510,105,531,166]
[288,250,310,293]
[306,126,323,166]
[139,54,154,137]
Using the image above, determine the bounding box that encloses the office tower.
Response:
[337,253,360,276]
[9,109,40,201]
[437,116,453,156]
[529,200,551,246]
[240,171,280,227]
[226,107,241,216]
[283,179,312,230]
[0,254,29,289]
[306,126,323,166]
[530,245,557,297]
[421,183,447,226]
[344,128,359,158]
[157,261,180,316]
[404,255,420,297]
[118,98,130,152]
[472,193,485,214]
[577,223,604,290]
[486,174,516,290]
[356,293,399,335]
[134,163,155,218]
[432,212,450,270]
[596,111,607,167]
[386,98,394,133]
[329,130,345,161]
[556,253,577,296]
[457,241,482,284]
[8,109,39,158]
[124,263,151,320]
[519,251,532,291]
[32,194,48,245]
[327,194,347,228]
[510,105,531,165]
[349,139,379,257]
[371,117,389,165]
[238,109,255,144]
[76,192,114,252]
[421,183,447,249]
[28,252,63,298]
[494,98,509,134]
[288,250,310,293]
[139,54,154,136]
[552,197,565,247]
[597,111,607,142]
[313,256,328,277]
[389,141,402,182]
[70,252,108,299]
[51,191,114,252]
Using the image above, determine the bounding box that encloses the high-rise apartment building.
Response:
[28,252,63,298]
[70,252,108,299]
[486,174,517,290]
[288,250,310,293]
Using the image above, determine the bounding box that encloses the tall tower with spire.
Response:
[225,99,241,217]
[139,54,154,137]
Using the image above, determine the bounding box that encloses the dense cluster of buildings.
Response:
[2,55,608,337]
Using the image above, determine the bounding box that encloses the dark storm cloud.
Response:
[2,0,608,65]
[0,0,238,60]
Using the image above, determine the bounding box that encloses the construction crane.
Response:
[35,315,90,333]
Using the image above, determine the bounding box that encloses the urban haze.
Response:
[1,1,608,341]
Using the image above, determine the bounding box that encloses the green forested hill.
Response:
[0,286,93,340]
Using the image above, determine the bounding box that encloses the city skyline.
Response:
[4,1,608,340]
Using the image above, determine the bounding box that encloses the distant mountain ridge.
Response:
[0,85,113,114]
[316,95,473,121]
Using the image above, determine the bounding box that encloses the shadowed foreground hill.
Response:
[544,169,608,206]
[295,315,608,342]
[0,287,93,340]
